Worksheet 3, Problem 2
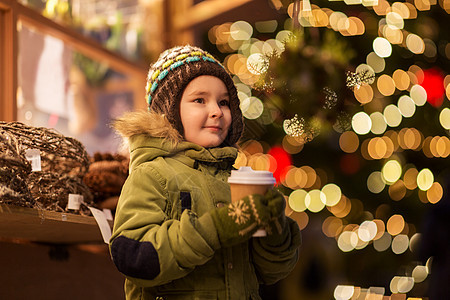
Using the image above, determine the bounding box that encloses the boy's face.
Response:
[180,75,232,148]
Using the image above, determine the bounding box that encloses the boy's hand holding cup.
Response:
[227,167,277,237]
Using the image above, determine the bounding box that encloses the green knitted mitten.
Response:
[210,194,271,247]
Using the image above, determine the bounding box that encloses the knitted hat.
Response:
[145,45,243,146]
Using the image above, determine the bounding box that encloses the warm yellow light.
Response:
[417,168,434,191]
[392,2,410,18]
[373,219,386,240]
[230,21,253,40]
[370,112,387,134]
[339,131,360,153]
[352,112,372,135]
[403,167,418,189]
[338,231,358,252]
[329,12,348,32]
[373,0,391,15]
[406,34,425,54]
[384,104,403,127]
[412,265,428,283]
[334,285,355,300]
[387,214,405,235]
[322,216,344,238]
[368,137,388,159]
[382,160,402,183]
[373,232,392,252]
[275,30,293,43]
[354,84,374,104]
[392,234,409,254]
[366,52,385,73]
[305,189,326,212]
[233,151,248,169]
[288,189,308,212]
[358,220,378,242]
[327,195,352,218]
[367,171,386,193]
[410,85,427,106]
[345,17,365,35]
[247,53,267,75]
[377,74,396,96]
[373,37,392,57]
[294,167,308,188]
[439,108,450,130]
[427,182,443,204]
[389,180,407,200]
[321,183,342,206]
[241,96,264,119]
[383,26,403,44]
[435,136,450,158]
[386,12,404,29]
[392,69,410,90]
[282,135,304,154]
[415,0,431,11]
[397,95,416,117]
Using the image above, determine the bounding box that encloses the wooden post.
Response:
[0,0,18,122]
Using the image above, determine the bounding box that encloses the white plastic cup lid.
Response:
[228,166,276,185]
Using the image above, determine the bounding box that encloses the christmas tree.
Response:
[206,0,449,298]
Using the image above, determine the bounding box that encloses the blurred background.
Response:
[0,0,449,299]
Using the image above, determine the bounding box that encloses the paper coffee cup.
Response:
[228,166,276,203]
[228,167,276,237]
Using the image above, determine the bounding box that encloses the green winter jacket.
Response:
[110,111,301,300]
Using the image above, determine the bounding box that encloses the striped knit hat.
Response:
[145,45,243,146]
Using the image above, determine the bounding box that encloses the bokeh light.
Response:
[358,220,378,242]
[289,189,308,212]
[370,112,388,134]
[305,189,326,212]
[339,131,359,153]
[321,183,342,206]
[368,171,386,193]
[387,214,405,235]
[352,112,372,135]
[397,95,416,117]
[406,33,425,54]
[439,108,450,129]
[334,285,354,300]
[366,52,385,73]
[374,232,392,252]
[427,182,443,204]
[417,168,434,191]
[391,234,409,254]
[412,265,428,283]
[230,21,253,40]
[338,231,359,252]
[382,160,402,183]
[373,37,392,57]
[383,104,403,127]
[240,96,264,119]
[403,167,418,189]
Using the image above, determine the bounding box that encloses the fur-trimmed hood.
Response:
[113,110,182,143]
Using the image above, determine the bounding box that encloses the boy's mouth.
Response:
[204,126,222,132]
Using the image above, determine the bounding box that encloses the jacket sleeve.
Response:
[250,217,301,285]
[109,164,221,287]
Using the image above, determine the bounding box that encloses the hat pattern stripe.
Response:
[146,51,224,106]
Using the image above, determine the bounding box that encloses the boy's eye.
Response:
[193,98,204,103]
[219,100,230,106]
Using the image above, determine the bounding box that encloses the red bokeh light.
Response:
[268,146,292,184]
[420,68,445,108]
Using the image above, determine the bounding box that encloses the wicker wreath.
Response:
[0,130,34,207]
[0,122,94,214]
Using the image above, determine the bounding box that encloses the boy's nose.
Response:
[210,103,224,118]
